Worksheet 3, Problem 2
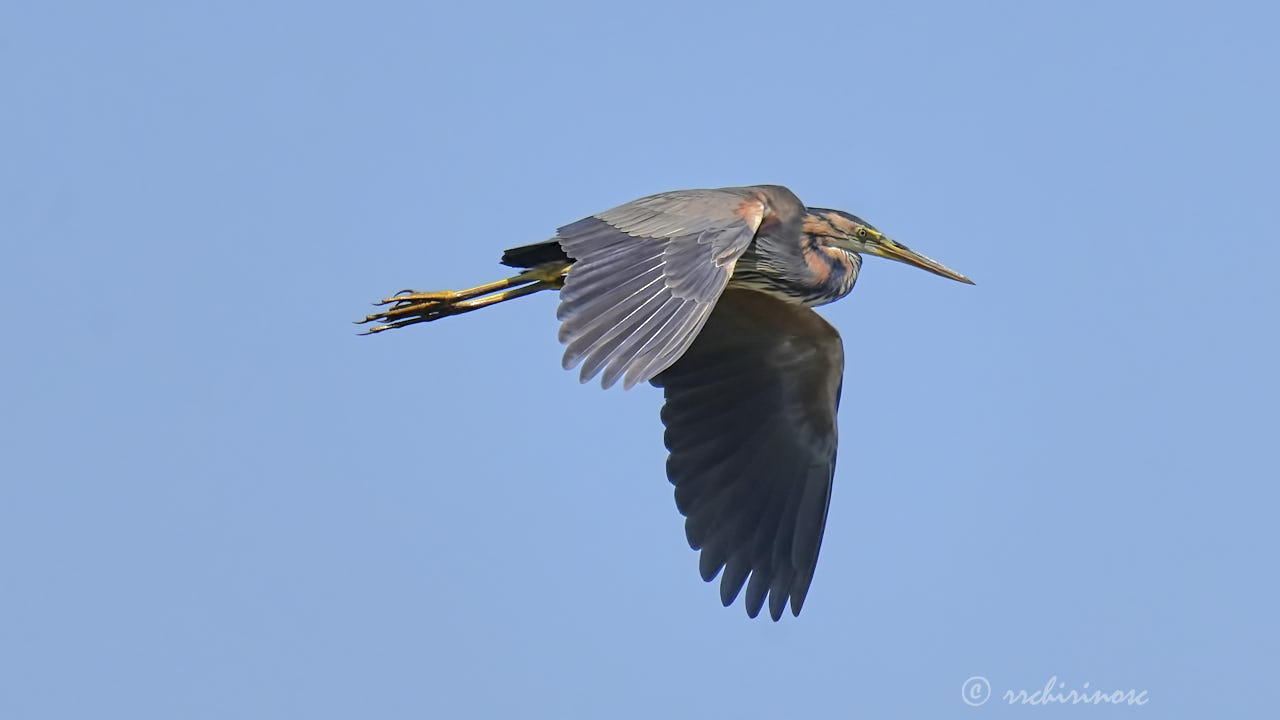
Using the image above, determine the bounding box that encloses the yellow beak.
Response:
[866,233,974,285]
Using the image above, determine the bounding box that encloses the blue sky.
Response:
[4,1,1278,717]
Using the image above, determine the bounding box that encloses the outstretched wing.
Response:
[651,289,844,621]
[555,185,804,390]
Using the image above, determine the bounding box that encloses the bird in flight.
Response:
[358,185,973,620]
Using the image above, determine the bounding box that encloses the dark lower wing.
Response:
[652,289,845,620]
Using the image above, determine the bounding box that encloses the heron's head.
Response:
[804,209,974,284]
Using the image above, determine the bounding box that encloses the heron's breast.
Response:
[727,242,858,307]
[798,243,860,306]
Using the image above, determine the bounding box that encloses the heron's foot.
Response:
[356,262,570,335]
[356,292,464,334]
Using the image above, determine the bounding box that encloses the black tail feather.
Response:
[501,240,570,269]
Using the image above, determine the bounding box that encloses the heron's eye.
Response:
[856,228,868,238]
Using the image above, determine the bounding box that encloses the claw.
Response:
[356,313,437,335]
[382,290,460,304]
[374,300,441,322]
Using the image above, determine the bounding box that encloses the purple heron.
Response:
[359,185,973,620]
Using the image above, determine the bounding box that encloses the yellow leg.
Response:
[356,261,569,334]
[382,274,533,306]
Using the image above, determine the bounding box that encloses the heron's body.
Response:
[359,184,971,620]
[502,186,865,310]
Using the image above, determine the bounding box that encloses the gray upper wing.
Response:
[651,289,844,620]
[555,186,803,389]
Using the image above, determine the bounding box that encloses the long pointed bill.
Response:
[866,234,975,284]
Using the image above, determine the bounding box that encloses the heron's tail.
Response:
[356,260,571,335]
[500,240,570,269]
